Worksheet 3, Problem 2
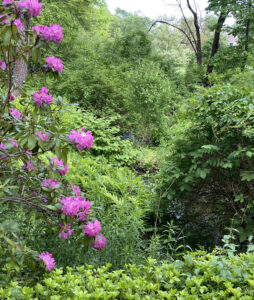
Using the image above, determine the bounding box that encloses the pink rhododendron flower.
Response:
[38,252,55,271]
[78,196,91,211]
[0,143,6,150]
[68,128,94,151]
[60,196,81,217]
[58,223,73,239]
[42,178,60,189]
[45,56,63,73]
[17,0,42,18]
[33,87,53,106]
[78,211,87,221]
[50,157,68,176]
[26,150,32,156]
[33,24,63,43]
[9,138,18,147]
[0,60,6,71]
[9,108,22,118]
[76,197,91,220]
[84,219,101,237]
[22,160,34,171]
[14,18,23,32]
[72,184,81,196]
[92,234,106,250]
[35,131,49,141]
[0,13,23,32]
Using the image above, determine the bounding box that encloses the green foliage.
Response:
[0,150,153,273]
[2,251,254,299]
[0,217,40,286]
[17,151,153,270]
[125,60,172,144]
[157,70,254,247]
[61,105,139,165]
[64,152,153,268]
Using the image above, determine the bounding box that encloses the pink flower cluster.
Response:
[72,184,81,196]
[50,157,68,176]
[0,138,18,149]
[42,179,60,189]
[83,219,106,250]
[58,223,73,239]
[38,252,55,271]
[33,87,53,106]
[17,0,42,18]
[0,60,6,71]
[60,196,91,219]
[68,128,94,151]
[2,0,42,18]
[92,234,107,250]
[0,14,23,32]
[46,56,63,74]
[9,108,22,118]
[84,219,101,237]
[22,160,34,171]
[35,131,49,142]
[33,24,63,44]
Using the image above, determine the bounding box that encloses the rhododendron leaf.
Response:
[4,236,17,248]
[28,135,37,150]
[2,28,12,46]
[55,145,61,159]
[31,47,41,63]
[0,25,10,36]
[20,136,28,147]
[45,205,57,211]
[55,203,62,210]
[38,139,46,151]
[61,148,68,165]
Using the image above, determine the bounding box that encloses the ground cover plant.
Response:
[2,250,254,299]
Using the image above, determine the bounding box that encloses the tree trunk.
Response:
[186,0,202,65]
[12,16,30,97]
[206,11,228,76]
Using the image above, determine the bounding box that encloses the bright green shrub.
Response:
[66,152,154,268]
[157,70,254,247]
[61,106,139,166]
[2,252,254,299]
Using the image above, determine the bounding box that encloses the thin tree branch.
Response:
[148,20,198,56]
[176,0,197,45]
[0,196,58,216]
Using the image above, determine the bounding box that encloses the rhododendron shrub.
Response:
[0,0,106,276]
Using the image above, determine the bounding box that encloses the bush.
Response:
[66,152,154,268]
[61,106,139,166]
[157,71,254,248]
[2,251,254,299]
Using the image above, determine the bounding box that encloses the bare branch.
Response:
[148,20,198,56]
[176,0,197,44]
[0,196,58,216]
